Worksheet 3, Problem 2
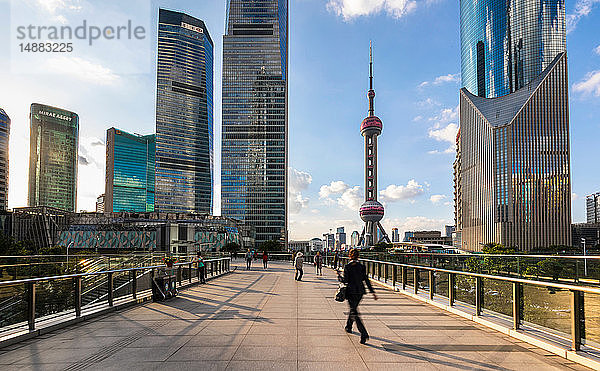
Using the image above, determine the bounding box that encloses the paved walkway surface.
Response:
[0,261,590,370]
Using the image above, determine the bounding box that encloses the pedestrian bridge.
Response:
[0,260,593,370]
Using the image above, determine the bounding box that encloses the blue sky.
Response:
[0,0,599,240]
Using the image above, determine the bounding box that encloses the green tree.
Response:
[373,242,393,252]
[223,242,241,253]
[259,240,283,252]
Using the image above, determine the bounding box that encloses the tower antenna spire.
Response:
[368,41,375,116]
[369,41,373,90]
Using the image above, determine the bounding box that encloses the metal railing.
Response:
[0,257,231,339]
[332,256,600,353]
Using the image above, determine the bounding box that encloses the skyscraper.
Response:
[588,193,600,224]
[391,228,399,243]
[336,226,346,246]
[221,0,288,246]
[460,0,566,98]
[28,104,78,212]
[0,108,9,211]
[155,9,213,214]
[105,128,155,213]
[455,0,571,251]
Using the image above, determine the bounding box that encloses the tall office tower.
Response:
[0,108,9,210]
[391,228,399,243]
[456,0,571,251]
[460,0,566,98]
[221,0,288,246]
[336,227,346,246]
[28,104,78,212]
[155,9,213,214]
[588,193,600,224]
[105,128,156,213]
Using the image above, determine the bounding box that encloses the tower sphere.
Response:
[360,115,382,136]
[360,200,384,223]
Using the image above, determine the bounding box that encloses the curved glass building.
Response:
[155,9,213,214]
[0,108,9,210]
[460,0,566,98]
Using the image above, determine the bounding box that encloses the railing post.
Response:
[570,290,582,351]
[108,272,114,307]
[429,270,434,300]
[414,268,419,294]
[475,276,482,316]
[75,277,82,317]
[177,266,182,286]
[132,269,137,300]
[27,282,36,331]
[449,273,455,306]
[512,282,521,330]
[401,266,407,290]
[392,265,397,289]
[188,263,192,283]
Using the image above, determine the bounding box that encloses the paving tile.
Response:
[0,261,592,371]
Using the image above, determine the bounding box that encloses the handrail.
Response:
[355,258,600,294]
[335,256,596,352]
[0,258,228,287]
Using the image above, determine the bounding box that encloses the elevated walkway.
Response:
[0,261,591,370]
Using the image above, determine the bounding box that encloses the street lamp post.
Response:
[66,241,74,264]
[582,238,587,277]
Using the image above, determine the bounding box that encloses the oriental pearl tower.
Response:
[359,43,391,247]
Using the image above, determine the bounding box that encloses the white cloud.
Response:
[429,194,447,204]
[379,180,425,202]
[42,56,120,86]
[573,70,600,96]
[426,106,459,154]
[418,73,460,88]
[567,0,600,33]
[319,180,349,198]
[337,186,362,210]
[572,193,579,202]
[288,167,312,214]
[595,45,600,55]
[318,180,363,211]
[429,123,459,144]
[77,136,106,212]
[326,0,417,21]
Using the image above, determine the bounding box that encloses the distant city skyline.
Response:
[0,0,598,240]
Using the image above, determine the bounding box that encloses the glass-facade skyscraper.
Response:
[460,0,566,98]
[588,193,600,224]
[221,0,288,246]
[28,103,79,212]
[105,128,155,213]
[455,0,571,252]
[0,108,9,211]
[155,9,213,214]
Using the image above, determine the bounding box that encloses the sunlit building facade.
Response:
[105,128,155,213]
[28,104,78,212]
[588,193,600,224]
[0,108,9,211]
[457,53,571,251]
[221,0,288,246]
[460,0,566,98]
[155,9,213,214]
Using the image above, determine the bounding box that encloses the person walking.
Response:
[333,251,339,270]
[232,250,238,261]
[338,248,377,344]
[197,252,206,284]
[314,251,323,276]
[294,251,304,281]
[262,251,268,269]
[245,249,253,270]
